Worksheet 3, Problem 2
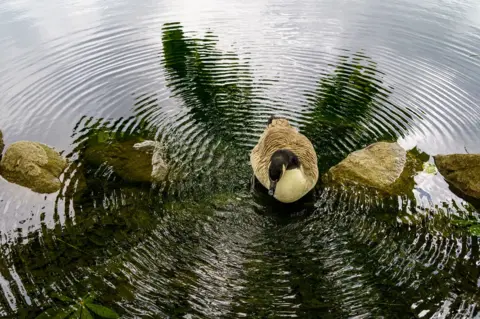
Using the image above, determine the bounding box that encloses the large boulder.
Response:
[323,142,423,195]
[0,130,4,157]
[0,141,67,193]
[434,154,480,199]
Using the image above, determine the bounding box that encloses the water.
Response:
[0,0,480,317]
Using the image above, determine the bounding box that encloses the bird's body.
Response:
[250,117,318,203]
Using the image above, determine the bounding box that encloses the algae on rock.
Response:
[83,139,156,183]
[0,141,67,193]
[323,142,425,195]
[77,122,170,183]
[133,140,168,182]
[434,154,480,199]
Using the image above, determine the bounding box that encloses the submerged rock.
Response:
[434,154,480,199]
[84,139,168,183]
[0,130,4,157]
[0,141,67,193]
[84,139,152,183]
[133,140,168,182]
[323,142,424,195]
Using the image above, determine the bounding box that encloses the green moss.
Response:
[83,138,153,183]
[164,192,239,214]
[385,147,426,196]
[322,146,427,198]
[0,141,67,193]
[211,192,240,207]
[434,154,480,200]
[39,143,68,177]
[423,162,437,174]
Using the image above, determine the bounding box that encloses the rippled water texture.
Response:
[1,0,480,318]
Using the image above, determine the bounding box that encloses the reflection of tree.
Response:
[161,22,255,146]
[0,23,260,314]
[301,52,417,173]
[0,26,436,318]
[230,225,347,318]
[3,96,166,313]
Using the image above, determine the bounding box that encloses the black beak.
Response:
[268,180,277,196]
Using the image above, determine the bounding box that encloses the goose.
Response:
[250,116,319,203]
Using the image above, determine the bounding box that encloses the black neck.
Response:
[270,149,300,170]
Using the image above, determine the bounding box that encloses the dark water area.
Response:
[1,0,480,318]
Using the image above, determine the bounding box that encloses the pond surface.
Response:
[1,0,480,317]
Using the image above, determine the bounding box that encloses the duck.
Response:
[250,116,319,203]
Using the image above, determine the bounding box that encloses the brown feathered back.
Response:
[250,118,318,191]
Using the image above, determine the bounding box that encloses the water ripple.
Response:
[0,0,480,317]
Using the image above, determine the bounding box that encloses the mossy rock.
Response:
[323,142,425,196]
[0,141,67,193]
[434,154,480,199]
[83,139,154,183]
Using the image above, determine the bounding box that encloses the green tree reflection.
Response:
[301,52,416,173]
[0,24,433,319]
[161,22,255,146]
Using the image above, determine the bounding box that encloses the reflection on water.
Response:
[161,22,255,147]
[300,52,416,173]
[0,4,479,318]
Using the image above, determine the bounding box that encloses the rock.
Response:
[434,154,480,199]
[133,140,168,182]
[323,142,424,195]
[0,141,67,193]
[84,139,167,183]
[0,130,4,157]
